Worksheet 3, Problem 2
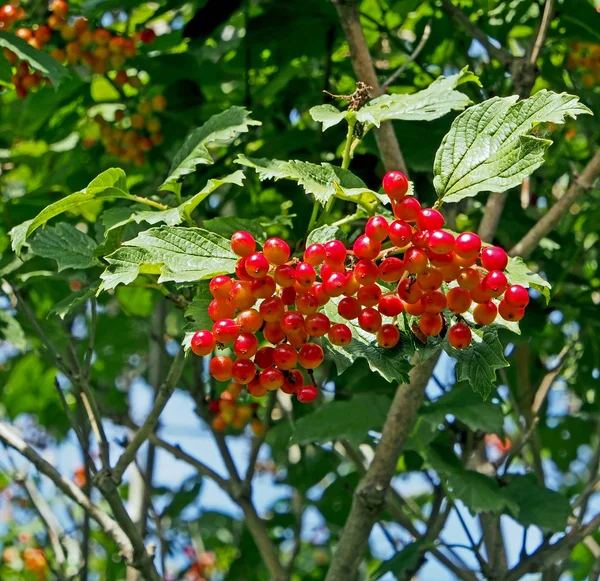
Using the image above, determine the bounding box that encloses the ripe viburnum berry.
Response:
[210,356,234,381]
[358,307,382,333]
[210,275,234,299]
[473,301,498,325]
[379,257,404,282]
[448,323,472,349]
[382,171,409,199]
[245,252,270,278]
[353,235,381,261]
[304,243,326,266]
[338,297,361,320]
[234,333,259,358]
[354,259,379,285]
[377,324,400,348]
[282,369,304,395]
[328,323,352,346]
[213,319,240,344]
[297,385,318,403]
[428,230,455,254]
[393,197,421,222]
[298,343,324,369]
[231,231,256,257]
[419,313,443,336]
[504,284,530,308]
[498,300,525,322]
[263,237,290,265]
[389,220,413,247]
[191,330,216,356]
[378,294,404,317]
[416,208,444,231]
[455,232,481,259]
[324,240,346,265]
[304,313,331,337]
[231,359,256,384]
[365,216,390,242]
[481,270,508,298]
[481,246,508,271]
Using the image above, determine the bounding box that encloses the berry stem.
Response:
[307,198,320,232]
[130,195,169,210]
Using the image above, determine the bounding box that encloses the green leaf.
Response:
[29,223,99,271]
[322,299,412,383]
[100,226,238,290]
[427,444,518,514]
[370,541,428,581]
[161,107,260,192]
[184,282,213,330]
[10,168,134,254]
[443,328,509,399]
[434,91,592,203]
[0,30,69,87]
[291,394,392,446]
[202,217,266,243]
[48,282,100,319]
[504,474,572,531]
[306,224,343,246]
[310,68,479,131]
[505,255,551,303]
[0,310,27,352]
[236,154,384,210]
[0,52,12,84]
[422,382,504,434]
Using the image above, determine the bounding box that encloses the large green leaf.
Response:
[323,299,412,384]
[161,107,260,192]
[291,394,392,446]
[0,30,69,87]
[29,223,99,272]
[443,328,508,399]
[310,68,479,131]
[10,168,134,253]
[422,382,504,435]
[100,226,238,290]
[236,154,385,210]
[370,541,428,581]
[504,474,572,531]
[434,91,592,204]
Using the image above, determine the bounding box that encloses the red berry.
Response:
[230,281,256,310]
[382,171,409,199]
[412,230,430,248]
[389,220,413,247]
[328,323,352,346]
[140,28,156,43]
[298,343,324,369]
[471,283,491,304]
[416,266,443,292]
[365,216,390,242]
[378,294,404,317]
[481,270,508,298]
[311,283,330,306]
[447,287,472,314]
[209,356,234,381]
[297,385,318,403]
[439,263,461,283]
[504,284,529,308]
[263,322,286,344]
[280,286,297,306]
[393,196,421,222]
[259,367,284,391]
[417,208,444,231]
[404,247,429,274]
[338,297,361,320]
[251,276,276,299]
[208,298,236,322]
[419,313,443,336]
[259,296,285,322]
[354,260,379,285]
[282,369,303,394]
[213,318,240,344]
[263,237,290,265]
[473,301,497,325]
[281,311,305,334]
[274,264,296,288]
[353,235,381,260]
[404,300,425,316]
[379,257,405,282]
[295,262,317,287]
[324,240,346,265]
[231,231,256,257]
[247,379,268,397]
[191,330,216,356]
[255,346,275,369]
[305,313,331,337]
[357,283,382,308]
[233,333,259,359]
[296,292,319,315]
[235,258,254,281]
[397,278,423,304]
[323,272,348,297]
[273,344,298,369]
[358,307,382,333]
[237,309,263,333]
[420,290,447,314]
[287,329,309,348]
[455,232,481,259]
[304,243,326,266]
[428,250,455,268]
[321,262,344,281]
[457,268,480,291]
[448,323,472,349]
[210,275,234,299]
[498,300,525,322]
[231,359,256,384]
[428,230,455,254]
[481,246,508,271]
[344,272,360,297]
[245,252,270,279]
[377,324,400,348]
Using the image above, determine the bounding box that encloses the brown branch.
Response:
[331,0,408,175]
[478,193,508,243]
[111,348,187,484]
[529,0,555,65]
[324,353,440,581]
[510,148,600,259]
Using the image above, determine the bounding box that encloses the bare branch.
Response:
[112,348,187,484]
[331,0,408,174]
[510,148,600,259]
[529,0,555,65]
[478,193,508,243]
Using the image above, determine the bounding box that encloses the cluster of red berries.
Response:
[190,170,530,402]
[207,382,265,434]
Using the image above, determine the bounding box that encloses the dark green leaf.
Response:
[370,540,428,581]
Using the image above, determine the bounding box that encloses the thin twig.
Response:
[529,0,555,65]
[381,20,432,90]
[244,391,277,489]
[83,297,97,378]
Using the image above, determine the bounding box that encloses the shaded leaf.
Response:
[184,282,213,330]
[0,310,27,352]
[370,540,428,581]
[49,283,100,319]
